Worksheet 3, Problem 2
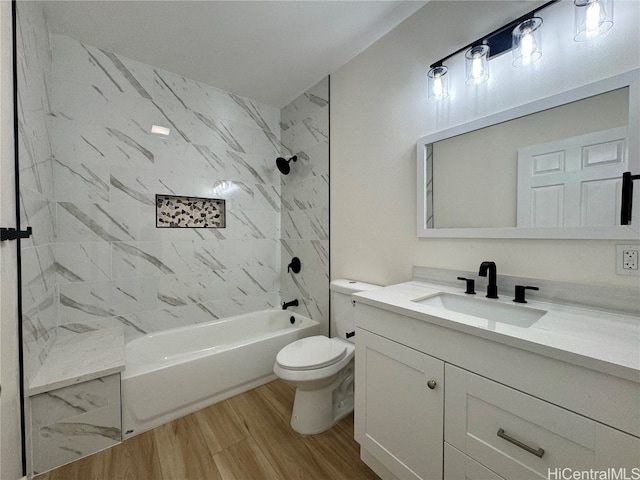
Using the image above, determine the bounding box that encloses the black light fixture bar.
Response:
[429,0,560,69]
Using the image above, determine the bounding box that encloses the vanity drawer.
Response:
[444,443,504,480]
[445,364,640,480]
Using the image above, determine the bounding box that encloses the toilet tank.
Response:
[330,279,380,343]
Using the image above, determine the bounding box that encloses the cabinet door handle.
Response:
[497,428,544,458]
[427,380,437,389]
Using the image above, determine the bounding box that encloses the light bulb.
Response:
[520,29,536,61]
[574,0,613,42]
[512,17,543,67]
[585,1,605,38]
[433,74,443,98]
[471,55,483,80]
[427,65,448,101]
[465,45,489,85]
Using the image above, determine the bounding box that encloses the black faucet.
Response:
[282,299,299,310]
[478,261,498,299]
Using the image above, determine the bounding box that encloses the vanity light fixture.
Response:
[427,0,561,100]
[574,0,614,41]
[427,65,449,101]
[465,45,490,85]
[150,125,170,137]
[512,17,543,67]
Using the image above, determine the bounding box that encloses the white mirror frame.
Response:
[417,69,640,239]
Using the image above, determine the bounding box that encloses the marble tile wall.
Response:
[17,2,58,384]
[279,78,330,331]
[18,11,285,374]
[18,5,331,388]
[48,32,283,340]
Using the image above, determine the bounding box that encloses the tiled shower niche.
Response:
[156,195,226,228]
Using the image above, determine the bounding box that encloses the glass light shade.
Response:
[512,17,543,67]
[574,0,614,41]
[427,65,449,101]
[465,45,489,85]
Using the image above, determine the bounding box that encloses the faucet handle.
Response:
[513,285,539,304]
[457,277,476,295]
[287,257,301,274]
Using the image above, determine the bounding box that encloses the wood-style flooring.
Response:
[36,379,379,480]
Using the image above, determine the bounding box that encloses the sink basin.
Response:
[413,293,546,328]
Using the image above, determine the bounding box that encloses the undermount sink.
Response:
[413,292,547,328]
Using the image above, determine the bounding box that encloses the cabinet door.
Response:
[355,328,444,480]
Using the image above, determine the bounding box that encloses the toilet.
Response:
[273,279,380,435]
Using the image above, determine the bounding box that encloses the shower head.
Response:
[276,155,297,175]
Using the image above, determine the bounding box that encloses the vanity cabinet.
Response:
[355,328,444,480]
[446,365,639,479]
[444,444,504,480]
[354,302,640,480]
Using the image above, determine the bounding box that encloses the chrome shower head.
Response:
[276,155,297,175]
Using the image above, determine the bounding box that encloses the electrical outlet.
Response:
[623,250,638,270]
[616,245,640,276]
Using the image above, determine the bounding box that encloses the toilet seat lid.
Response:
[276,336,347,370]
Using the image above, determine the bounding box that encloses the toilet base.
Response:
[289,363,354,435]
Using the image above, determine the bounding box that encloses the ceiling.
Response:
[41,1,428,108]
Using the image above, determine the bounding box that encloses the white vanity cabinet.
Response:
[444,443,505,480]
[354,301,640,480]
[445,365,640,479]
[355,328,444,480]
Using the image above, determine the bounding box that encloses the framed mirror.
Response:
[417,69,640,239]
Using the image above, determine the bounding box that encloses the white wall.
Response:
[331,0,640,287]
[0,1,23,478]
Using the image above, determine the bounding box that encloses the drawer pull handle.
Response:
[497,428,545,458]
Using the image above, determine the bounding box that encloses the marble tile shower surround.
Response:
[17,2,58,384]
[17,21,298,383]
[279,78,330,325]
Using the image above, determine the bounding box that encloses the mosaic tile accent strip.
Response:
[156,195,225,228]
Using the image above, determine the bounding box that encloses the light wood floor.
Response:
[37,379,379,480]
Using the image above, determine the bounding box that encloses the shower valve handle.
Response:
[287,257,301,274]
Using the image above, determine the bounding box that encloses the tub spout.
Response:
[282,299,299,310]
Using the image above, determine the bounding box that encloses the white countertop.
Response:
[28,326,125,396]
[354,281,640,383]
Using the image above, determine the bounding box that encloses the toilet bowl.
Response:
[273,279,380,435]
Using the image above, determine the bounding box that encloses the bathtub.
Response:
[121,309,322,438]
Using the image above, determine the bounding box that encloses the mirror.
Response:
[417,69,640,239]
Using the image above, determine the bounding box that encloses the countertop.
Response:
[28,326,125,396]
[354,281,640,383]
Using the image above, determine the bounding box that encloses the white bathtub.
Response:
[121,309,322,438]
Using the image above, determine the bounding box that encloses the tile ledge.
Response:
[27,326,125,396]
